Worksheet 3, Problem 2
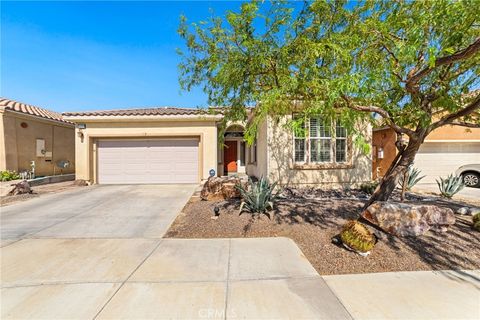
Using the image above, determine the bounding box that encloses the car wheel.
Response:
[462,172,480,188]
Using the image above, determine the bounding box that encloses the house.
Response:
[0,98,75,177]
[372,126,480,183]
[63,107,372,187]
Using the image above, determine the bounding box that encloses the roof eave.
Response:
[62,114,224,123]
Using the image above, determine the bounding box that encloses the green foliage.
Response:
[473,212,480,225]
[436,174,465,198]
[236,177,278,217]
[399,167,426,191]
[0,170,20,182]
[178,0,480,144]
[360,181,379,195]
[340,220,376,253]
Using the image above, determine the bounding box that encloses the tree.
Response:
[178,0,480,202]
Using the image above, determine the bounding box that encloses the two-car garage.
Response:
[414,142,480,183]
[63,106,220,185]
[97,139,200,184]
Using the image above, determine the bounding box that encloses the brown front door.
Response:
[224,141,238,174]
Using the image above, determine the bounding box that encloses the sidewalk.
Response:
[324,270,480,320]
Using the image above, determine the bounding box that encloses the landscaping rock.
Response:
[7,180,33,196]
[200,176,244,201]
[222,182,240,199]
[362,202,455,237]
[73,179,89,186]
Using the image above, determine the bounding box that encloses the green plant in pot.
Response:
[340,220,376,256]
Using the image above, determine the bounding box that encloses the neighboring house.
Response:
[372,125,480,183]
[63,107,372,187]
[0,98,75,177]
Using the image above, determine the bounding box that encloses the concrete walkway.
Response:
[325,270,480,320]
[1,237,351,319]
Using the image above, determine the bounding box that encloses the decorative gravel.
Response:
[165,194,480,275]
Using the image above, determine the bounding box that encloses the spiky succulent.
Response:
[399,167,425,191]
[436,174,465,198]
[340,220,376,253]
[236,177,278,217]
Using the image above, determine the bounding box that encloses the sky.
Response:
[1,1,245,112]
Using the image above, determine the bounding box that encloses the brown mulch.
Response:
[165,193,480,275]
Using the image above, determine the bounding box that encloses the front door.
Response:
[224,141,238,174]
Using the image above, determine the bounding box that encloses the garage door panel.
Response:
[98,139,199,184]
[414,142,480,183]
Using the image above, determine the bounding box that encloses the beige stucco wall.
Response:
[426,125,480,141]
[71,119,218,183]
[246,119,268,179]
[0,111,75,176]
[264,116,372,187]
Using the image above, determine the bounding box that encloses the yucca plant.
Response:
[236,177,278,217]
[398,167,425,191]
[436,174,464,198]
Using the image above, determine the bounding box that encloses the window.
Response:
[240,141,246,166]
[249,139,257,164]
[293,115,348,165]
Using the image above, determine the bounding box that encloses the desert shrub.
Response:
[436,174,464,198]
[340,220,376,253]
[398,167,425,191]
[359,181,379,195]
[236,177,278,216]
[0,170,20,182]
[473,213,480,231]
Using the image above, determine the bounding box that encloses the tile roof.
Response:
[62,107,212,117]
[0,97,72,124]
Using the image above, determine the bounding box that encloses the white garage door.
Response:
[97,139,199,184]
[414,142,480,183]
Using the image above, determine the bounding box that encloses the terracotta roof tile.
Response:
[62,106,211,117]
[0,98,72,124]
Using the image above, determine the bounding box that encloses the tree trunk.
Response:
[364,138,423,209]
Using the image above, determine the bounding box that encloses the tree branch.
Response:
[340,95,416,137]
[406,37,480,89]
[431,94,480,130]
[450,121,480,128]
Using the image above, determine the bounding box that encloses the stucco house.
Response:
[63,107,372,187]
[372,125,480,183]
[0,98,75,177]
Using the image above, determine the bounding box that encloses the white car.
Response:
[455,164,480,188]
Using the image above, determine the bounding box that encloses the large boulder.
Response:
[200,176,244,201]
[7,180,33,196]
[362,202,455,237]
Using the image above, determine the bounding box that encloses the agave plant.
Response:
[236,177,278,217]
[398,167,425,191]
[436,174,464,198]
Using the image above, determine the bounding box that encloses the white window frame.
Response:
[293,115,348,165]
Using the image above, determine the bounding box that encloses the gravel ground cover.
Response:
[165,190,480,275]
[0,181,84,206]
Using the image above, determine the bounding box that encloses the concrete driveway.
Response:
[1,184,196,244]
[413,183,480,205]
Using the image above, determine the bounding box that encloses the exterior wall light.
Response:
[377,147,384,159]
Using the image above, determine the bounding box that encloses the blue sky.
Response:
[1,1,244,112]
